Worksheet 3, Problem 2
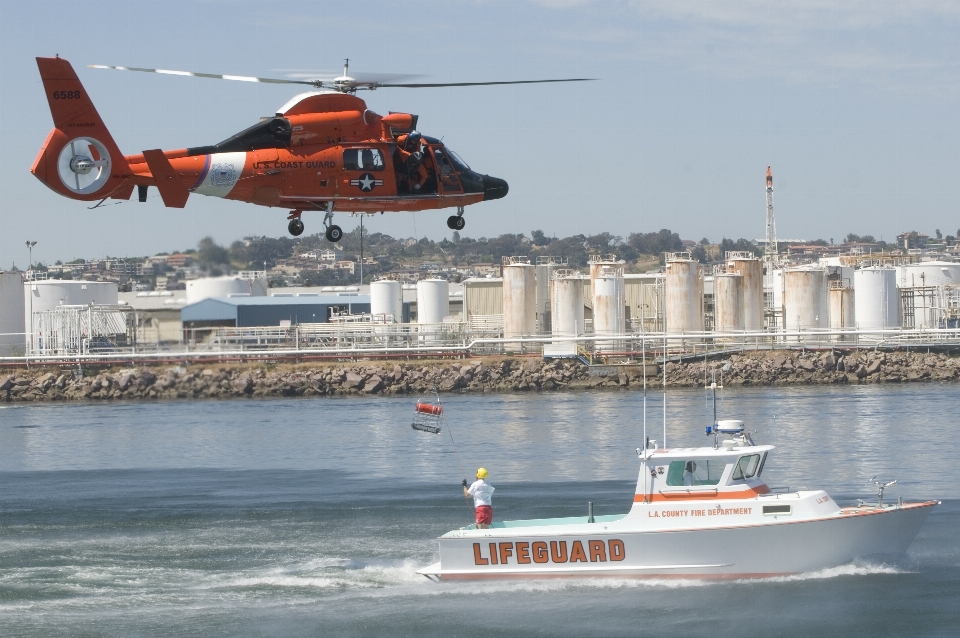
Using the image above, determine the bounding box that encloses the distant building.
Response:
[897,232,929,250]
[470,263,500,277]
[166,253,192,268]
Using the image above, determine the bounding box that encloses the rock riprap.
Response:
[1,350,956,402]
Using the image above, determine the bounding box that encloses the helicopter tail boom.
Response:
[31,56,133,200]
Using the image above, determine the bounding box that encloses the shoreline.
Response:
[2,349,957,402]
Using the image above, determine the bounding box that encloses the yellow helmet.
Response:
[476,467,488,479]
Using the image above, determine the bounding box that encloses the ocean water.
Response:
[1,384,958,637]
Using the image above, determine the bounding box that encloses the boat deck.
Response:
[453,513,627,533]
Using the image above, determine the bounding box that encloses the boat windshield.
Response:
[666,459,726,486]
[732,454,762,480]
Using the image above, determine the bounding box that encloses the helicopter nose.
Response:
[482,175,509,201]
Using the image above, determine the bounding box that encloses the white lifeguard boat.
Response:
[418,420,937,581]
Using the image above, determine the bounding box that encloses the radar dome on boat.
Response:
[716,419,745,434]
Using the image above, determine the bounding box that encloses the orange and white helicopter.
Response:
[31,56,591,241]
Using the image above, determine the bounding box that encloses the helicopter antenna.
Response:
[343,58,350,77]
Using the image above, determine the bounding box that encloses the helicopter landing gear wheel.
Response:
[325,225,343,242]
[287,210,304,236]
[446,215,465,230]
[321,203,341,242]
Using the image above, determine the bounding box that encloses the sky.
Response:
[1,0,958,267]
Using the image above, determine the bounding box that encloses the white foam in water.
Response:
[763,561,908,583]
[213,558,427,592]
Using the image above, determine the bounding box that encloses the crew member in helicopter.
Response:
[462,467,495,529]
[394,132,425,193]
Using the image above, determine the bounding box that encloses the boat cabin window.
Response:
[756,452,768,476]
[343,148,385,171]
[666,460,726,486]
[732,454,761,480]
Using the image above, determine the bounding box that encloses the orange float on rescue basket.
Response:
[415,402,443,416]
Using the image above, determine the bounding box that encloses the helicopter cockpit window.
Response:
[343,149,384,171]
[432,147,463,193]
[445,148,471,172]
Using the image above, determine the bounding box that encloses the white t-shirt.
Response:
[468,479,495,507]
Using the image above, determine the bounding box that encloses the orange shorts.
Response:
[475,505,492,525]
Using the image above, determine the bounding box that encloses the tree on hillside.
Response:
[719,238,761,257]
[229,236,297,269]
[627,229,683,257]
[530,230,551,247]
[197,237,229,267]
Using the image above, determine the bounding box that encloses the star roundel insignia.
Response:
[350,172,383,192]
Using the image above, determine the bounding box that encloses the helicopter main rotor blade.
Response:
[89,65,319,87]
[370,78,596,88]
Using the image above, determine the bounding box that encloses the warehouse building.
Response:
[180,295,390,332]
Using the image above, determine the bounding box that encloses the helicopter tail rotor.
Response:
[33,57,132,199]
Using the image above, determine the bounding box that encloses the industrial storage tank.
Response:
[765,268,784,331]
[896,261,960,329]
[896,261,960,288]
[829,283,855,340]
[185,276,267,304]
[854,267,900,331]
[593,266,625,352]
[370,279,403,323]
[665,255,704,335]
[416,279,449,324]
[1,272,26,356]
[502,258,537,339]
[24,280,118,329]
[714,273,744,334]
[783,268,828,333]
[552,270,585,338]
[726,254,763,331]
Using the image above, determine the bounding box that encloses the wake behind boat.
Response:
[418,420,937,581]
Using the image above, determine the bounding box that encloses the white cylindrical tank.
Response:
[714,273,744,333]
[896,261,960,329]
[896,261,960,288]
[665,258,703,334]
[370,279,403,323]
[1,272,26,356]
[854,267,900,331]
[552,272,585,338]
[766,268,784,331]
[829,285,855,340]
[593,266,624,352]
[24,279,117,313]
[416,279,449,324]
[24,280,118,333]
[783,268,828,333]
[186,276,266,304]
[502,262,537,339]
[727,257,763,331]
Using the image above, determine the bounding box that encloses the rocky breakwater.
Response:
[0,359,600,402]
[663,350,960,387]
[1,350,956,402]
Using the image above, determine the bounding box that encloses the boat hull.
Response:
[420,502,936,580]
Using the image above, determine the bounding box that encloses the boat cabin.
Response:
[634,443,774,504]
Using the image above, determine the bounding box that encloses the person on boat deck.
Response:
[683,461,697,486]
[463,468,495,529]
